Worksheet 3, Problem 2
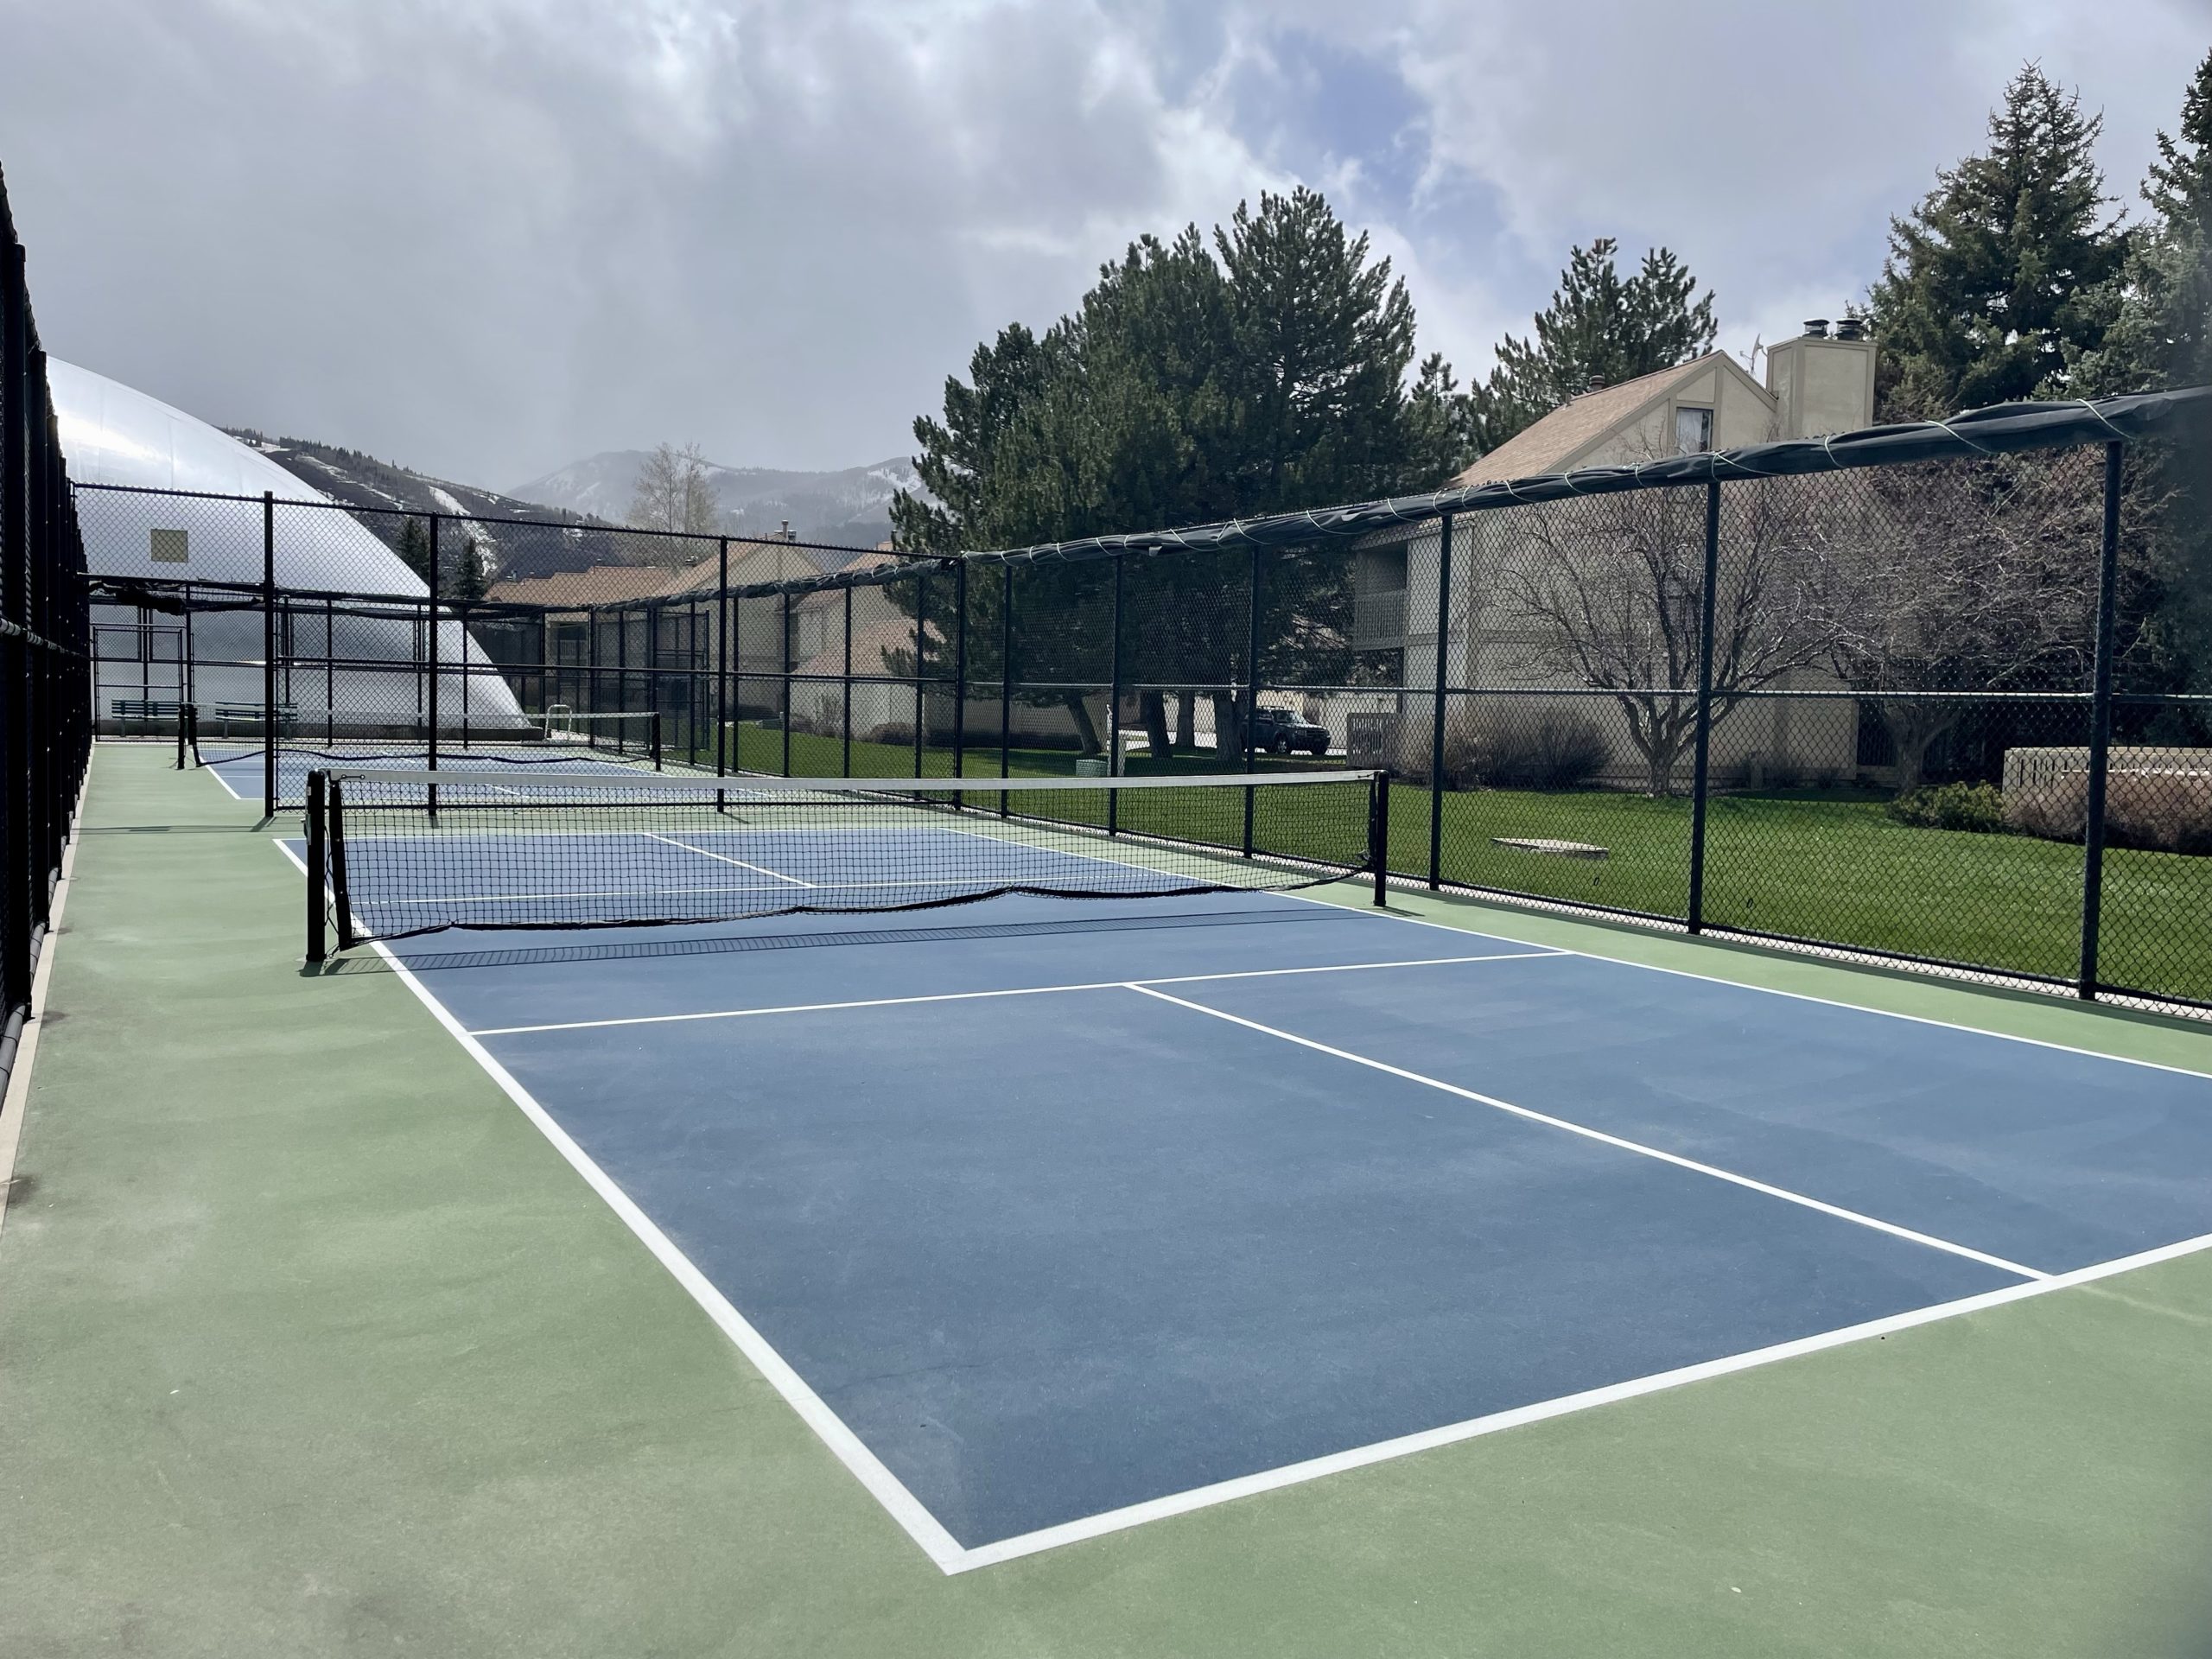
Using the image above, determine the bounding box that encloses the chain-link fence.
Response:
[73,386,2212,1014]
[1,167,96,1095]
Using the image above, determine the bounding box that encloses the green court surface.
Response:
[4,741,2212,1657]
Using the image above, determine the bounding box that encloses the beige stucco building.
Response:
[1352,321,1879,791]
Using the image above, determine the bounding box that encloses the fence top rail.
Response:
[711,384,2209,602]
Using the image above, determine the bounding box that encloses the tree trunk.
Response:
[1140,689,1173,760]
[1175,690,1195,750]
[1064,691,1102,756]
[1880,702,1957,796]
[1211,690,1245,766]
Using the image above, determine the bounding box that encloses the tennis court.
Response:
[282,762,2212,1572]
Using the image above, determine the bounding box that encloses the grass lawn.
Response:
[704,721,2212,1007]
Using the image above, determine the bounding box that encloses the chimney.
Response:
[780,520,795,542]
[1585,375,1605,395]
[1765,308,1876,438]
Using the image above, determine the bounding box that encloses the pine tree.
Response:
[2066,50,2212,696]
[1870,64,2129,416]
[893,188,1460,757]
[1467,239,1716,454]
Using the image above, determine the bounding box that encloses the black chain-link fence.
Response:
[73,388,2212,1014]
[0,167,96,1093]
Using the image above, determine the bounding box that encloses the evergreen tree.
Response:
[1466,239,1716,455]
[1870,64,2129,416]
[893,188,1462,757]
[2067,50,2212,696]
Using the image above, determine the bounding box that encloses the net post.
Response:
[175,699,192,769]
[1686,480,1721,936]
[715,537,729,779]
[327,777,354,952]
[650,708,664,772]
[262,490,277,817]
[1427,512,1453,889]
[305,769,327,964]
[1107,552,1124,834]
[1371,770,1391,907]
[2078,441,2125,1001]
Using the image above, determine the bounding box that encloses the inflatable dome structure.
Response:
[54,358,524,739]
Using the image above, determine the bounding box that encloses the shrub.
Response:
[1889,781,2007,833]
[862,721,913,746]
[1484,713,1609,790]
[2107,770,2212,855]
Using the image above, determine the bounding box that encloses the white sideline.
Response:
[270,837,969,1572]
[264,832,2212,1579]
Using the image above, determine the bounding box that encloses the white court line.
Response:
[269,837,969,1573]
[1283,885,2212,1083]
[1127,982,2049,1282]
[953,1227,2212,1573]
[264,836,2211,1580]
[642,831,814,887]
[466,951,1567,1038]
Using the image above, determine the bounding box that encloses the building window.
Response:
[1675,405,1714,454]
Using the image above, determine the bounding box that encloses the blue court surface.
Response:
[299,838,2212,1572]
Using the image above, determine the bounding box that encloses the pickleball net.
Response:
[303,766,1391,957]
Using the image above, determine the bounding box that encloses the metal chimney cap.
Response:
[1802,318,1831,339]
[1834,315,1866,341]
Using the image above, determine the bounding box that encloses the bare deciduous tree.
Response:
[1495,480,1828,795]
[1803,454,2101,794]
[626,442,721,540]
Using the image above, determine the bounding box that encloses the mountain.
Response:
[225,430,911,581]
[226,429,623,581]
[508,452,918,550]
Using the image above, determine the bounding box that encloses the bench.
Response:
[110,697,186,735]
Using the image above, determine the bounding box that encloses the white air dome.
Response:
[53,358,523,735]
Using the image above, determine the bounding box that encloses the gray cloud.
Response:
[1,0,2202,488]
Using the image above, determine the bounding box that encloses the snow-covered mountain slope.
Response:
[509,452,918,549]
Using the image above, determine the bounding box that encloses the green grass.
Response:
[699,723,2212,1006]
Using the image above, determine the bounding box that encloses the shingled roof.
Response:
[1450,352,1732,488]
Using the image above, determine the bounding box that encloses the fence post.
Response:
[952,560,969,800]
[999,564,1014,808]
[912,569,928,779]
[1108,552,1124,833]
[841,585,853,777]
[1242,543,1261,857]
[324,595,334,745]
[715,537,729,777]
[1427,512,1453,888]
[780,589,793,777]
[425,513,440,777]
[2078,441,2126,1001]
[1686,479,1722,934]
[263,490,278,816]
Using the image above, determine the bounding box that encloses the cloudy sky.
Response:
[3,0,2205,489]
